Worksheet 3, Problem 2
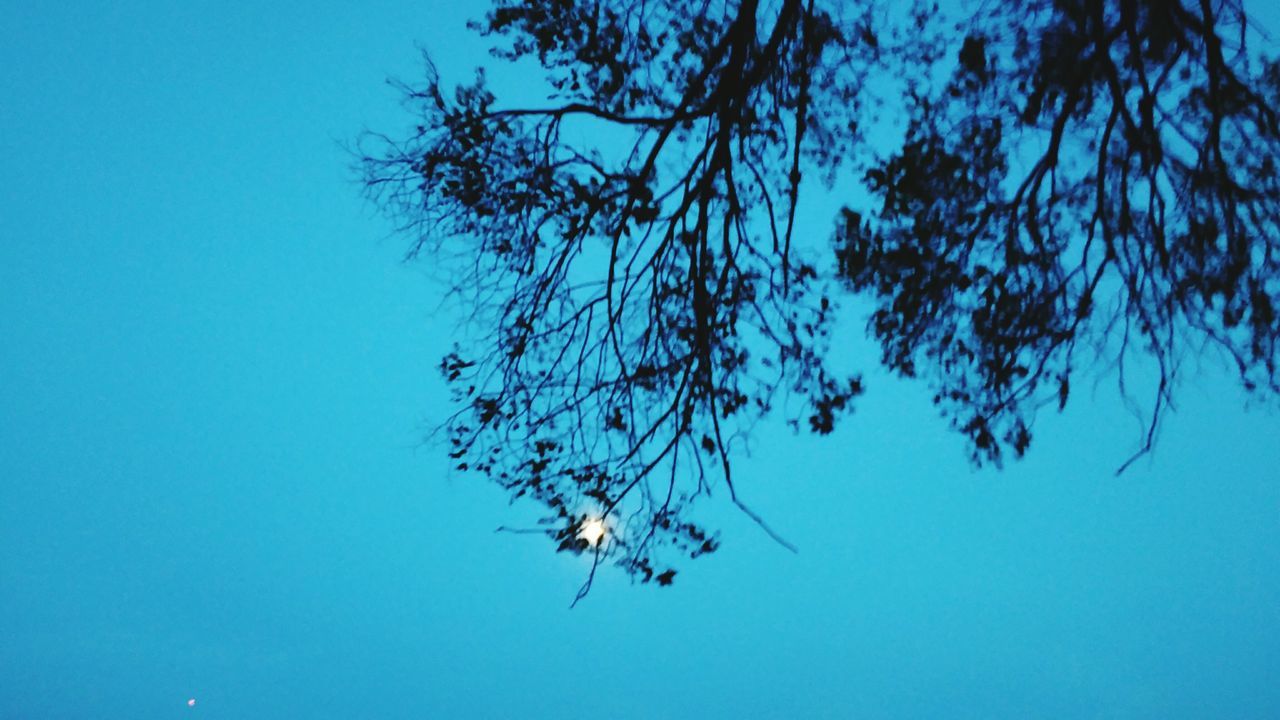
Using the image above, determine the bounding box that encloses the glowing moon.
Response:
[579,518,606,546]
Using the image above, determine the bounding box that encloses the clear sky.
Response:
[2,1,1279,718]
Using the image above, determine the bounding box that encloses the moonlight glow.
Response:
[579,518,607,547]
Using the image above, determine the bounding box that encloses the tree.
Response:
[840,0,1280,472]
[360,0,1280,595]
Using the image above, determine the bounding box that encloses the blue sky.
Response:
[2,1,1279,717]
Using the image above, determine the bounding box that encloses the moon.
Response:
[579,518,606,546]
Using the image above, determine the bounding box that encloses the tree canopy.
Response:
[360,0,1280,595]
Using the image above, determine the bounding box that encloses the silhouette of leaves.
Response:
[361,0,1280,592]
[841,0,1280,466]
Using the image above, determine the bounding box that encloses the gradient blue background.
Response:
[2,1,1279,717]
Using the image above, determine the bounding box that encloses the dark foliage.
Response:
[360,0,1280,591]
[840,0,1280,470]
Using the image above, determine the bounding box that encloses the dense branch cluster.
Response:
[361,0,1280,590]
[839,0,1280,467]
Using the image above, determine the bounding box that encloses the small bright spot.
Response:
[188,699,196,707]
[579,518,607,546]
